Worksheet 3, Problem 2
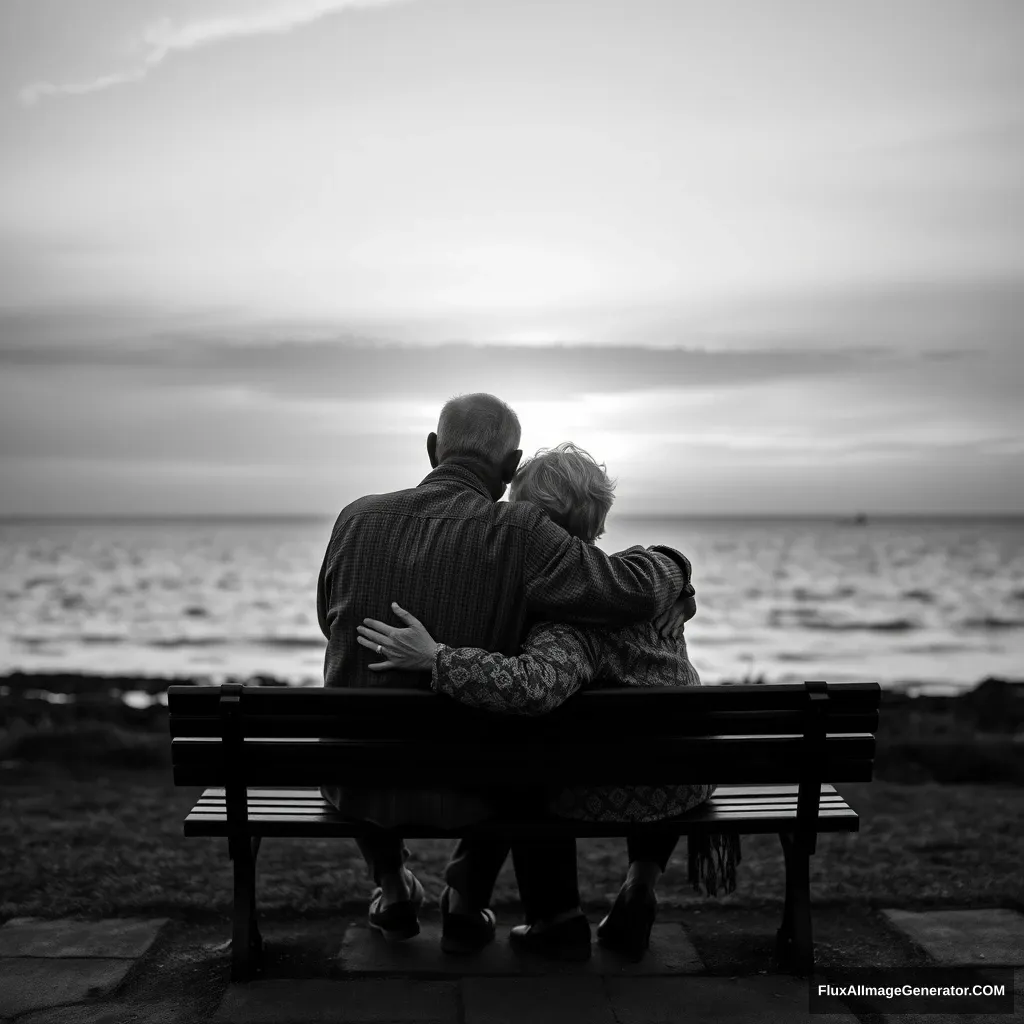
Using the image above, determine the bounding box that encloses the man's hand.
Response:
[653,595,697,640]
[356,602,440,673]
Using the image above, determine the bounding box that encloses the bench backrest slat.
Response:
[168,682,880,719]
[172,756,876,787]
[167,681,880,788]
[168,709,878,739]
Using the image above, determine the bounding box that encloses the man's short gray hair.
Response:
[435,393,522,465]
[510,442,616,542]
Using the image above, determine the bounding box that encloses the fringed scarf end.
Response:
[687,833,742,897]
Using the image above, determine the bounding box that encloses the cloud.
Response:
[0,332,872,402]
[19,0,410,105]
[2,315,1021,515]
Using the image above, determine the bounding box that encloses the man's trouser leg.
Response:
[511,839,581,925]
[443,838,510,910]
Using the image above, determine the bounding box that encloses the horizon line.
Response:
[2,512,1023,523]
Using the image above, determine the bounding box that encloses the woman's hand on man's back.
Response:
[356,602,440,672]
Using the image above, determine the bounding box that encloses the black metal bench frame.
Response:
[167,679,879,980]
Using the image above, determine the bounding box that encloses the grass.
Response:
[2,765,1021,923]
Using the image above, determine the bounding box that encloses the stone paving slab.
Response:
[0,958,136,1018]
[462,977,616,1024]
[605,975,858,1024]
[339,922,703,976]
[0,917,168,959]
[213,979,459,1023]
[882,908,1024,966]
[17,1004,136,1024]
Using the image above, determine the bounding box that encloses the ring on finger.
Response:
[376,643,383,655]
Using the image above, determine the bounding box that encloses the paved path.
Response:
[0,908,1020,1023]
[0,917,167,1020]
[214,974,857,1023]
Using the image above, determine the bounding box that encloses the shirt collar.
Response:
[418,461,496,501]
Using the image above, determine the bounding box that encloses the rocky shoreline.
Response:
[1,671,1022,783]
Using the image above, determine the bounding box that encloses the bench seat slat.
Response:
[185,786,854,808]
[183,820,859,838]
[183,812,859,838]
[189,802,849,818]
[193,793,851,808]
[187,807,858,821]
[183,784,860,838]
[195,783,843,800]
[192,797,848,813]
[188,802,843,819]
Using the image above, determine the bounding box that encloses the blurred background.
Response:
[1,0,1022,693]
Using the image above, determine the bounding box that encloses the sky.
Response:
[0,0,1022,516]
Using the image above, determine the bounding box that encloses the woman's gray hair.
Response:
[435,393,522,465]
[511,442,616,542]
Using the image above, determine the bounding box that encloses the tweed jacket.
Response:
[431,620,715,822]
[316,459,691,828]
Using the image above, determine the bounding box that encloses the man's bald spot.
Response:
[435,393,522,465]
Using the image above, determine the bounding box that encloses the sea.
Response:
[1,516,1022,696]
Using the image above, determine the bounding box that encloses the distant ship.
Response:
[853,512,869,525]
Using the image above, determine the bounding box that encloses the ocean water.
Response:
[1,516,1022,693]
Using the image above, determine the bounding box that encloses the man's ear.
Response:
[426,432,439,469]
[500,449,523,484]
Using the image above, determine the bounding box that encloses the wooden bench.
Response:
[168,679,880,980]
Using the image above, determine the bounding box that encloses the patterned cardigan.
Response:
[431,620,715,822]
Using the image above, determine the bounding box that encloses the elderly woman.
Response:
[357,444,738,961]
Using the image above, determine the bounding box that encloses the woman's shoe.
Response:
[596,883,657,961]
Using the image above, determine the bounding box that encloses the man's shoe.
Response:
[368,871,424,942]
[439,886,497,954]
[509,913,592,962]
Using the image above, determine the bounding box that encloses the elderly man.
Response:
[317,393,691,950]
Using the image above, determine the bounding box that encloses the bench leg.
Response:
[776,831,814,974]
[229,836,263,982]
